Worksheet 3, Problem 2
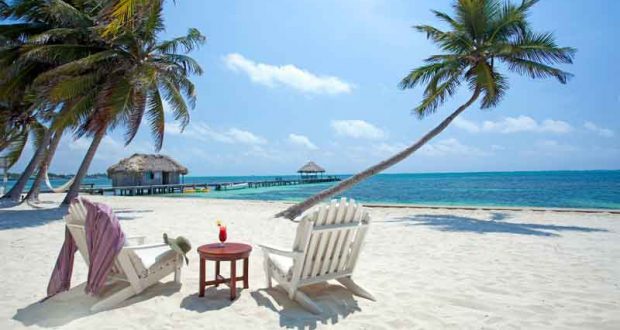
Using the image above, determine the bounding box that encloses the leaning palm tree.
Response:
[0,0,107,201]
[277,0,575,219]
[44,1,205,204]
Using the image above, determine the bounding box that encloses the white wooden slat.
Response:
[67,225,90,265]
[328,199,357,273]
[310,200,337,277]
[301,206,325,279]
[320,198,348,275]
[290,219,314,281]
[336,204,363,272]
[346,212,370,272]
[311,221,360,233]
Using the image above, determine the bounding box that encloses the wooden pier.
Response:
[78,176,341,196]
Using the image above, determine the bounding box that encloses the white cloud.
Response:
[288,134,318,150]
[372,142,406,156]
[455,116,572,134]
[420,138,489,157]
[584,121,614,137]
[331,119,386,140]
[453,117,481,133]
[535,139,577,152]
[227,128,267,145]
[223,53,353,95]
[166,121,266,145]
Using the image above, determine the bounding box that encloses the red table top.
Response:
[197,242,252,260]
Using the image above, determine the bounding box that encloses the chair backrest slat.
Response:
[319,197,348,275]
[309,200,337,278]
[296,198,370,282]
[327,198,357,273]
[301,207,323,279]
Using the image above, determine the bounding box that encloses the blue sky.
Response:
[14,0,620,176]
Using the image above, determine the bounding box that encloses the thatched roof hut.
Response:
[297,161,326,180]
[297,161,325,174]
[107,154,188,187]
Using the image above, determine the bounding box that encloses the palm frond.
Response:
[500,31,576,64]
[467,61,507,108]
[159,76,190,128]
[3,128,29,168]
[145,85,165,150]
[123,87,146,146]
[503,57,572,83]
[154,28,206,54]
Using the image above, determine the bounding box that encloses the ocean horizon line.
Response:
[178,168,620,178]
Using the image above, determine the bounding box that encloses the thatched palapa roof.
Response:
[107,153,188,175]
[297,161,325,173]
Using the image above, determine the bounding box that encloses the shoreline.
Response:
[157,194,620,215]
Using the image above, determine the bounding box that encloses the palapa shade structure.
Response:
[297,161,325,180]
[107,153,188,187]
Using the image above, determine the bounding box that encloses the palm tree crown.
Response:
[32,0,205,150]
[400,0,576,117]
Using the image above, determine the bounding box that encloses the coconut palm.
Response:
[277,0,575,219]
[39,1,205,204]
[0,0,107,201]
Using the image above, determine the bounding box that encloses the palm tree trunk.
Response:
[0,128,52,202]
[276,89,481,220]
[61,126,107,205]
[23,130,64,202]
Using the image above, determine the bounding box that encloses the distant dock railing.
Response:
[77,176,342,196]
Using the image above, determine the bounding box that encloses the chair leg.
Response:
[174,266,182,284]
[336,277,376,301]
[91,286,136,312]
[293,290,322,315]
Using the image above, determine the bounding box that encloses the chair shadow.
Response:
[387,212,608,237]
[0,206,68,230]
[250,283,362,330]
[12,281,181,328]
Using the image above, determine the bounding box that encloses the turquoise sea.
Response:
[6,170,620,210]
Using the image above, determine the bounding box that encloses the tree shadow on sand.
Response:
[250,283,362,329]
[12,281,181,328]
[387,212,608,237]
[0,206,69,230]
[0,206,153,230]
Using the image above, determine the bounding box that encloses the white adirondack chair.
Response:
[64,198,183,312]
[260,197,375,314]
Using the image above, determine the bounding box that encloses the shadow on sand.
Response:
[250,283,362,329]
[387,212,607,237]
[179,287,238,313]
[0,205,153,230]
[0,206,69,230]
[12,281,181,328]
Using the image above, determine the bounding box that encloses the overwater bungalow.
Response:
[297,161,326,181]
[107,154,188,187]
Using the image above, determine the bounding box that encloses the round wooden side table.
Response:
[197,243,252,300]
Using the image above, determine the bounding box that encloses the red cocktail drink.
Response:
[219,225,227,246]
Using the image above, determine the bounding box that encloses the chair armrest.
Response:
[124,243,169,251]
[258,243,302,258]
[125,236,146,246]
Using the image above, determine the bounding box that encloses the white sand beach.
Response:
[1,194,619,329]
